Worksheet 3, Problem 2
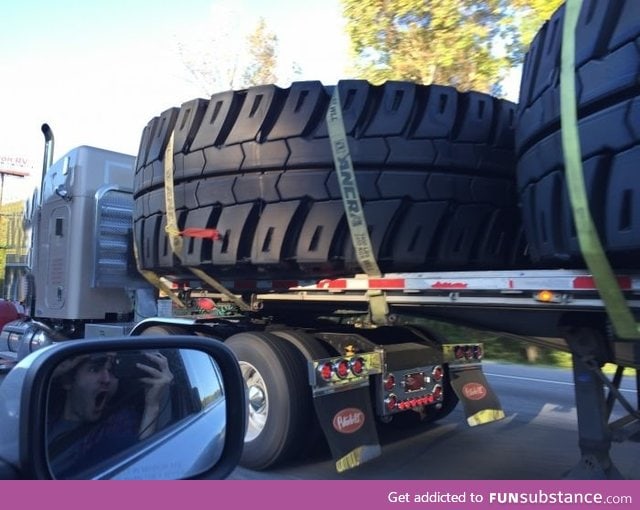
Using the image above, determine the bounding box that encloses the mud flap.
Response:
[313,386,381,472]
[449,365,505,426]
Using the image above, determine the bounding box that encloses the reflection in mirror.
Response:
[46,348,226,479]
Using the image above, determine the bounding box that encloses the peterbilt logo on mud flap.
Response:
[332,408,365,434]
[462,382,487,401]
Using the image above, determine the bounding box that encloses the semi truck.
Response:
[1,0,639,479]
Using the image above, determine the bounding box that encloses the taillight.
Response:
[319,362,333,381]
[385,394,397,411]
[335,359,350,379]
[350,357,365,375]
[383,373,395,391]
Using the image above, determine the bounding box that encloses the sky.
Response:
[0,0,353,201]
[0,0,520,203]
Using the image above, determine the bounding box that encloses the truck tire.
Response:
[269,328,331,459]
[225,331,315,470]
[133,80,526,281]
[516,2,640,267]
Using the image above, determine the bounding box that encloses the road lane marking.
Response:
[485,372,637,394]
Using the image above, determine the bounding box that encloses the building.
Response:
[0,200,29,299]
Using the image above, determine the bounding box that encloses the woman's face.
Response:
[64,355,119,422]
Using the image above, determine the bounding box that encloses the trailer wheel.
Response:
[225,331,313,470]
[516,1,640,267]
[269,328,331,459]
[133,80,527,281]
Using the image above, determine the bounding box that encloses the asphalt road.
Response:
[229,361,640,480]
[1,360,638,480]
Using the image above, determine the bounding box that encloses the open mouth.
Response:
[94,391,109,413]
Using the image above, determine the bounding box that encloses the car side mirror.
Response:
[0,336,246,480]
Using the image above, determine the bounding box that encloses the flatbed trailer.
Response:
[252,269,640,480]
[126,267,638,479]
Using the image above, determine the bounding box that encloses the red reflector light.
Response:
[384,374,395,391]
[319,362,333,381]
[432,366,444,382]
[573,275,632,290]
[335,359,350,379]
[350,357,365,375]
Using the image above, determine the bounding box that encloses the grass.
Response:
[404,317,636,376]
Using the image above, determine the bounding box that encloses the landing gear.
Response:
[562,325,638,479]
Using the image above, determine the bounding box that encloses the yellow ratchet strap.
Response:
[326,86,388,324]
[132,238,186,309]
[326,87,382,278]
[560,0,640,339]
[163,131,251,312]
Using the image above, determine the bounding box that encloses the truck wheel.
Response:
[225,331,313,470]
[133,80,527,281]
[516,1,640,267]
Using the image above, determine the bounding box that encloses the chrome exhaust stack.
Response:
[40,123,54,191]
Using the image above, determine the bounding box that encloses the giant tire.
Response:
[516,2,640,267]
[133,80,527,281]
[225,331,316,470]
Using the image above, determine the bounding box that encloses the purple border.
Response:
[6,480,638,509]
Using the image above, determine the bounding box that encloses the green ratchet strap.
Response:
[326,86,388,324]
[163,131,251,312]
[561,0,640,339]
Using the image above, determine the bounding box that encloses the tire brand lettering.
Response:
[462,382,487,401]
[332,408,365,434]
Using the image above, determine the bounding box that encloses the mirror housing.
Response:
[0,336,246,479]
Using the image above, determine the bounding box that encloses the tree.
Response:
[175,4,247,95]
[511,0,564,49]
[341,0,516,93]
[341,0,567,94]
[175,9,281,95]
[242,18,279,87]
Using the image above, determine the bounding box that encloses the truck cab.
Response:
[0,145,144,363]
